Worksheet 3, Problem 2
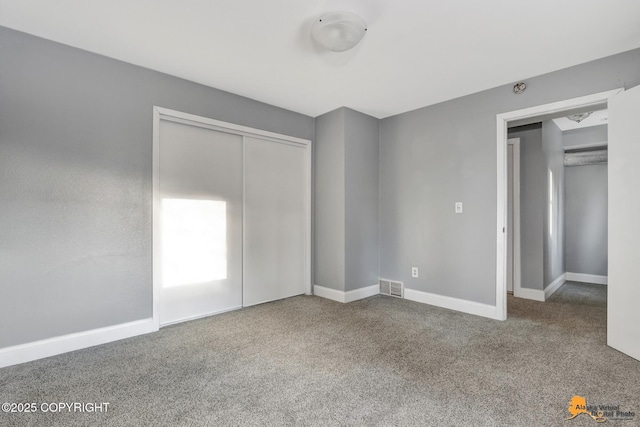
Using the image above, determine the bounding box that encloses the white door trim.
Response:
[495,89,622,320]
[507,138,522,298]
[152,107,312,330]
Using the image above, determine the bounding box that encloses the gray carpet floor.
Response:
[547,280,607,307]
[1,282,638,426]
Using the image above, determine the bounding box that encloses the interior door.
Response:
[608,85,640,361]
[243,137,307,306]
[159,120,243,325]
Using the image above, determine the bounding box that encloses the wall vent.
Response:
[379,279,404,298]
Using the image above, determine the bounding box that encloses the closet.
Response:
[153,108,310,326]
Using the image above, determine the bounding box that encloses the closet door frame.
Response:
[152,106,312,329]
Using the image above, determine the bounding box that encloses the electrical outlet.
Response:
[455,202,463,213]
[411,267,419,278]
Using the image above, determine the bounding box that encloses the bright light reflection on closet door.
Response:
[162,198,227,287]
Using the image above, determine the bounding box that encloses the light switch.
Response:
[455,202,463,213]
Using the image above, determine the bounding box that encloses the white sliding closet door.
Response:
[158,121,243,325]
[243,137,307,306]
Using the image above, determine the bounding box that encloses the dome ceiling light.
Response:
[567,112,593,123]
[311,12,367,52]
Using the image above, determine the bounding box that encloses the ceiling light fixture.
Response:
[311,12,367,52]
[567,112,592,123]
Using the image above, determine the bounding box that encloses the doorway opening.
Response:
[494,88,622,320]
[506,115,608,307]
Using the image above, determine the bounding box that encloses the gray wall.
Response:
[314,109,346,290]
[314,107,380,292]
[344,109,380,291]
[379,48,640,305]
[563,124,608,148]
[565,164,608,276]
[563,124,608,276]
[0,27,314,348]
[508,125,544,290]
[3,23,640,351]
[542,121,566,287]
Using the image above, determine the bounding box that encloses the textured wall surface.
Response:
[563,124,608,277]
[508,125,544,290]
[0,27,313,348]
[314,107,380,292]
[542,120,566,288]
[3,23,640,351]
[380,48,640,305]
[314,109,346,291]
[565,164,608,276]
[563,125,608,148]
[344,108,379,291]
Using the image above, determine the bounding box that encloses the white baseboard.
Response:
[313,285,345,302]
[314,284,379,303]
[566,272,608,285]
[514,286,545,302]
[345,284,380,302]
[0,319,157,369]
[544,273,566,300]
[403,288,502,320]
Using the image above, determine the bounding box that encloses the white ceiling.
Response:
[1,0,639,119]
